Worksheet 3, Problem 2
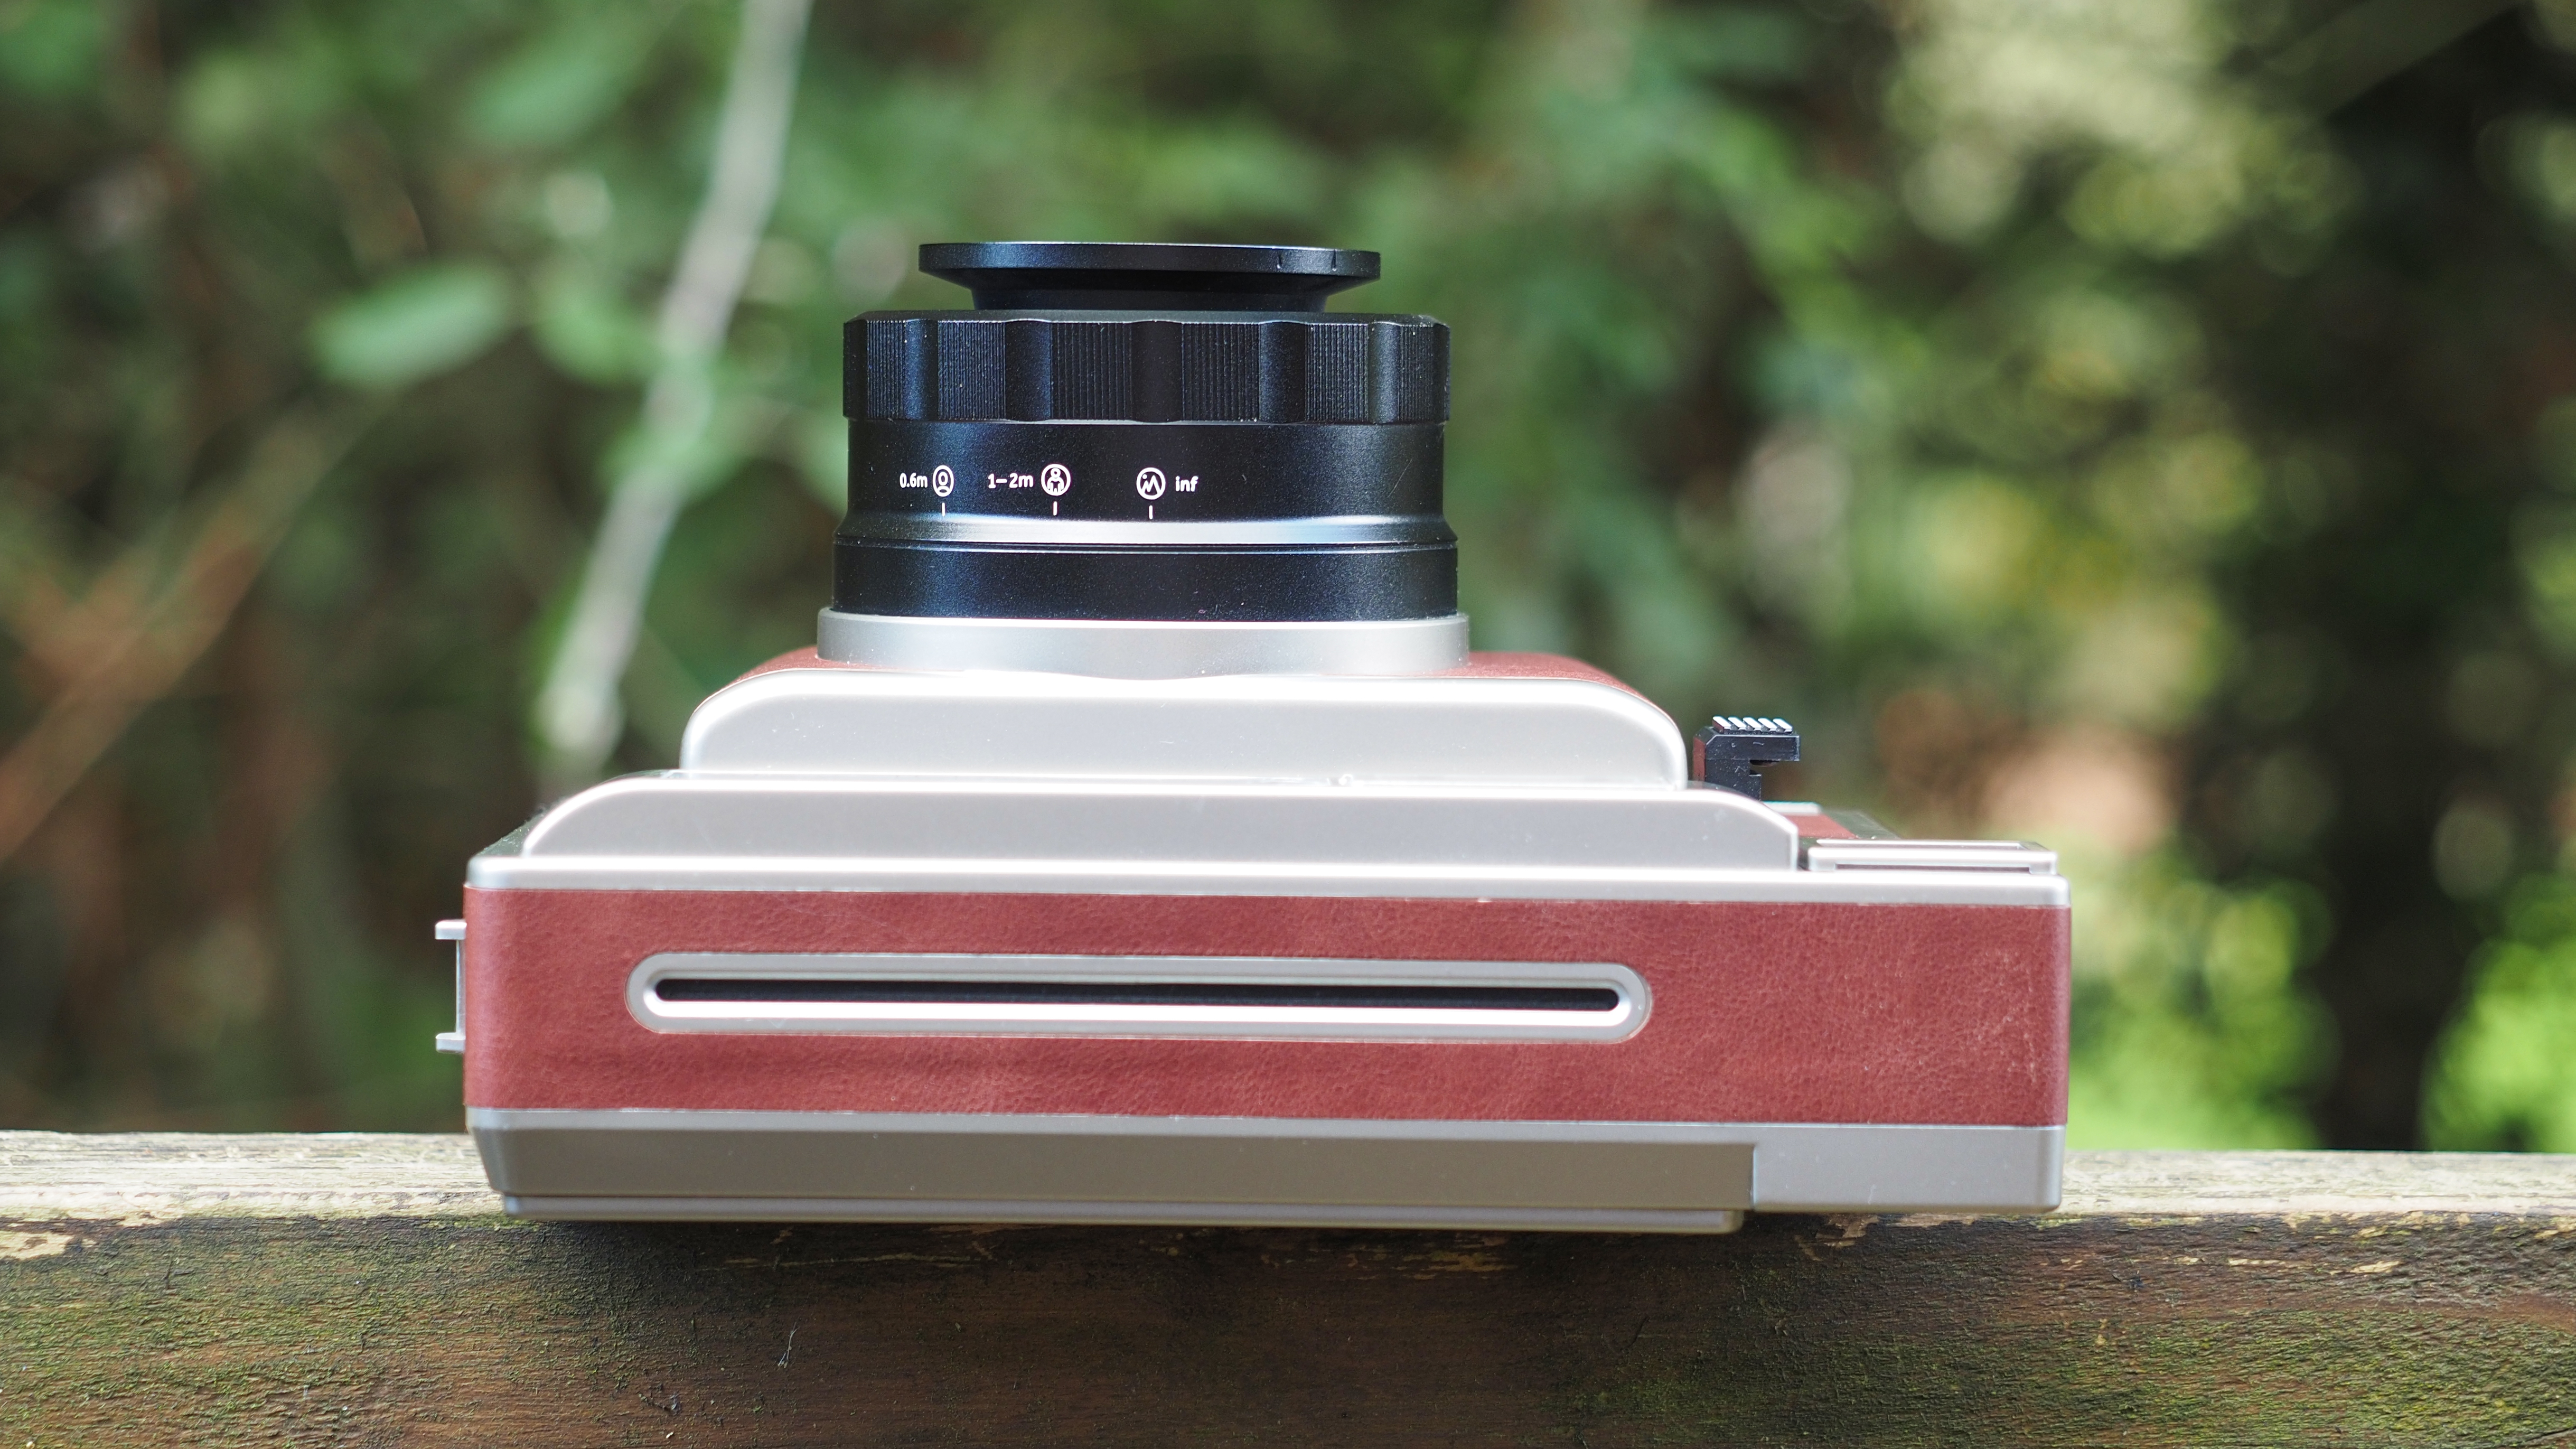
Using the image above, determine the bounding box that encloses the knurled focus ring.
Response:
[847,314,1448,424]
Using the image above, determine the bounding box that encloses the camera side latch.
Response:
[434,918,466,1055]
[1694,717,1800,800]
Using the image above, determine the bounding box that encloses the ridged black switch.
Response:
[1695,717,1801,800]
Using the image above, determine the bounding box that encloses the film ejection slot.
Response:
[629,953,1648,1042]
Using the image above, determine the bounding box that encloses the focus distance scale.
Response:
[828,242,1462,674]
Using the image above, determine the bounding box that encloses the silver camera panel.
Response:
[467,1108,2065,1225]
[681,662,1689,786]
[470,772,2061,905]
[480,664,2074,903]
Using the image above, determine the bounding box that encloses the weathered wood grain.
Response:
[2,1134,2570,1446]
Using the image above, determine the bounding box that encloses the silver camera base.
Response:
[468,1108,2064,1230]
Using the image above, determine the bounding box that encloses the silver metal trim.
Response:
[470,854,2070,906]
[852,513,1449,547]
[464,1109,2064,1221]
[1805,838,2059,874]
[1747,1122,2066,1212]
[815,609,1469,677]
[626,951,1649,1041]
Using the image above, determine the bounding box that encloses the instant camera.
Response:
[439,242,2068,1230]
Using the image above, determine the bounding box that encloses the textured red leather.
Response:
[464,890,2068,1126]
[1437,651,1644,697]
[734,646,849,681]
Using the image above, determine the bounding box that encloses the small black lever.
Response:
[1694,716,1800,800]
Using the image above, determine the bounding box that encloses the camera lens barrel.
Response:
[829,243,1462,673]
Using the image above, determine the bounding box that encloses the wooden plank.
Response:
[2,1134,2571,1446]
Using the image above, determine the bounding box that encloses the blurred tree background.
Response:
[4,0,2574,1146]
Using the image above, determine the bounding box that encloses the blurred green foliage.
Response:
[2,0,2572,1145]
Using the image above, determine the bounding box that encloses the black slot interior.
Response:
[653,978,1620,1012]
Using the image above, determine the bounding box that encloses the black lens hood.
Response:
[918,241,1379,312]
[838,242,1453,624]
